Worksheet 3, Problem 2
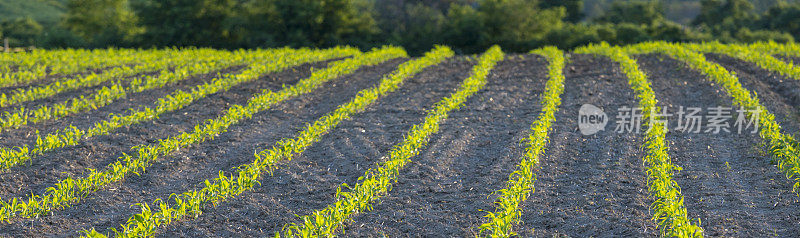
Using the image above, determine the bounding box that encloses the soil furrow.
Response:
[332,54,547,237]
[705,53,800,137]
[518,54,655,237]
[0,59,405,237]
[637,53,800,237]
[0,66,159,116]
[0,65,117,93]
[0,60,329,199]
[154,57,473,237]
[0,66,226,146]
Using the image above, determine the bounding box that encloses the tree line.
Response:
[2,0,800,55]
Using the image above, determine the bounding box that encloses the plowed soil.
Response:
[2,52,800,237]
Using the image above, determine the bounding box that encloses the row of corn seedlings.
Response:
[276,45,503,237]
[0,48,144,88]
[1,48,139,74]
[0,48,202,108]
[627,41,800,196]
[0,49,246,133]
[476,46,566,237]
[578,43,704,237]
[0,46,400,223]
[749,41,800,58]
[85,46,452,238]
[685,42,800,81]
[0,48,286,171]
[0,47,356,171]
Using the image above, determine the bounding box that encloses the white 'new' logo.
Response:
[579,104,607,136]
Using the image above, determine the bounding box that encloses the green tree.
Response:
[238,0,378,48]
[734,28,794,43]
[395,3,446,55]
[64,0,141,46]
[236,0,279,48]
[1,17,43,46]
[481,0,565,51]
[692,0,757,34]
[540,23,603,49]
[271,0,378,47]
[443,0,565,53]
[443,3,486,53]
[133,0,241,48]
[647,20,712,42]
[594,0,664,25]
[540,0,584,22]
[759,2,800,39]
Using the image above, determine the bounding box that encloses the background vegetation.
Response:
[2,0,800,54]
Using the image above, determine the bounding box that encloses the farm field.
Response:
[0,42,799,237]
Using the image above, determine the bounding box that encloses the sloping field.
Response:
[0,42,799,237]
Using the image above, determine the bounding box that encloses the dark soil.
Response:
[0,65,117,93]
[706,53,800,137]
[341,54,549,237]
[0,65,132,107]
[157,56,474,237]
[517,54,656,237]
[0,59,334,198]
[3,52,800,237]
[636,54,800,237]
[774,56,800,67]
[0,63,248,198]
[0,58,405,237]
[0,65,241,148]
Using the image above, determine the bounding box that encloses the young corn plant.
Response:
[278,45,504,238]
[0,49,246,133]
[578,43,704,237]
[2,48,141,74]
[0,47,354,171]
[476,46,566,237]
[749,41,800,58]
[627,41,800,196]
[685,42,800,81]
[0,48,194,108]
[0,48,144,88]
[0,46,402,223]
[87,46,453,238]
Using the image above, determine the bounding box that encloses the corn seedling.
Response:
[0,48,144,88]
[88,46,452,238]
[577,43,704,237]
[0,47,360,171]
[0,46,400,223]
[686,42,800,81]
[476,46,566,237]
[627,42,800,196]
[278,45,503,238]
[0,49,246,132]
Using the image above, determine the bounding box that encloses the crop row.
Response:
[0,46,370,222]
[628,41,800,208]
[5,42,799,237]
[0,48,283,170]
[83,46,455,238]
[0,49,197,108]
[476,46,566,237]
[578,43,705,237]
[0,49,147,89]
[0,49,243,133]
[686,42,800,81]
[1,48,138,74]
[0,48,335,171]
[749,41,800,58]
[273,45,503,237]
